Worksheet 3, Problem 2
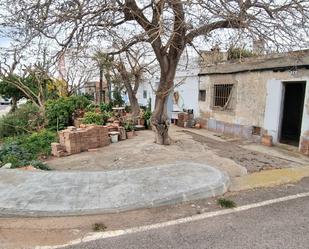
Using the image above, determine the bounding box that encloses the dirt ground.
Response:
[47,125,309,175]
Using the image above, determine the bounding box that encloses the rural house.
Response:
[198,49,309,153]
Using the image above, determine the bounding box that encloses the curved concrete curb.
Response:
[0,162,230,216]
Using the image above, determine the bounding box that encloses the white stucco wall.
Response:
[264,76,309,144]
[137,53,200,117]
[263,79,284,143]
[173,75,200,117]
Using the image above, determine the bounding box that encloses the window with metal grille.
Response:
[199,90,206,101]
[213,84,233,108]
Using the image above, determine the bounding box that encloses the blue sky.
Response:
[0,37,11,48]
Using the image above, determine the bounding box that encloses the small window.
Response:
[143,90,147,99]
[252,126,261,136]
[213,84,233,108]
[199,90,206,101]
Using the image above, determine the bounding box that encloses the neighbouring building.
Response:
[138,49,309,154]
[137,51,201,118]
[82,80,110,104]
[198,49,309,153]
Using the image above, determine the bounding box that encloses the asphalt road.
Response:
[65,195,309,249]
[0,104,10,116]
[0,105,8,110]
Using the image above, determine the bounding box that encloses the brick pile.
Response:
[51,126,110,157]
[177,113,194,128]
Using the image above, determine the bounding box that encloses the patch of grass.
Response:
[217,198,236,208]
[92,222,107,232]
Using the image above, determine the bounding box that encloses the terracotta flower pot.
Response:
[127,131,134,138]
[261,135,273,147]
[140,119,145,126]
[195,123,201,129]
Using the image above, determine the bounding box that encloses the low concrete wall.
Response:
[195,117,263,143]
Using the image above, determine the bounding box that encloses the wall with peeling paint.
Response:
[199,68,309,145]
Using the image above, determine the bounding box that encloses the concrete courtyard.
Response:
[48,126,309,175]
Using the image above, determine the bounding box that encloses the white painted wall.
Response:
[263,79,284,143]
[173,75,200,117]
[137,53,201,117]
[137,76,157,110]
[264,77,309,144]
[300,77,309,138]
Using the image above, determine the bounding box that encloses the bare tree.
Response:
[109,46,155,118]
[0,48,54,111]
[2,0,308,144]
[58,50,98,96]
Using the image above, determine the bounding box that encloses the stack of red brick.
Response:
[177,113,194,128]
[51,126,110,157]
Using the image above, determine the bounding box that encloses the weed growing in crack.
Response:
[92,222,107,232]
[217,198,236,208]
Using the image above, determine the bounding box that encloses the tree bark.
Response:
[151,64,178,145]
[127,88,140,119]
[10,96,18,112]
[120,80,140,119]
[151,94,170,145]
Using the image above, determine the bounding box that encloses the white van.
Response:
[0,96,11,105]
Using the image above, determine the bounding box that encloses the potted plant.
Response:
[139,109,145,126]
[125,122,135,138]
[143,109,152,129]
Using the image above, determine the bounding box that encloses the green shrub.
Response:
[82,112,103,125]
[111,88,124,107]
[23,130,57,157]
[0,102,44,138]
[0,140,33,167]
[86,103,99,112]
[227,47,256,60]
[101,111,112,124]
[0,130,57,169]
[217,198,236,208]
[99,102,113,112]
[82,93,95,101]
[143,109,152,120]
[82,111,112,125]
[124,105,131,113]
[45,95,91,131]
[124,121,134,132]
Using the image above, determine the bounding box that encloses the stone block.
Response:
[216,121,225,134]
[207,119,217,131]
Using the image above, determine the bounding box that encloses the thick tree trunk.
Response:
[151,94,170,145]
[10,97,18,112]
[151,68,177,145]
[127,91,140,119]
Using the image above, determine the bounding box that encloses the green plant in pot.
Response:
[124,122,135,138]
[82,111,102,125]
[143,109,152,129]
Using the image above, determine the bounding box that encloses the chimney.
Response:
[200,45,228,65]
[252,39,265,55]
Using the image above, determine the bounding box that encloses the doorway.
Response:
[280,81,306,146]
